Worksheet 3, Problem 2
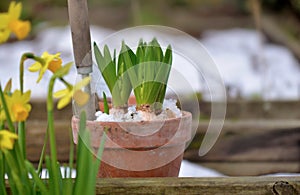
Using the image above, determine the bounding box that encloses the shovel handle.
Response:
[68,0,96,120]
[68,0,92,74]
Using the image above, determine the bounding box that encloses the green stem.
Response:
[59,77,72,89]
[12,144,31,194]
[19,53,43,93]
[25,161,48,194]
[68,128,74,178]
[0,152,7,195]
[0,121,4,129]
[19,53,28,93]
[103,92,109,114]
[64,130,74,195]
[37,124,48,176]
[3,150,26,194]
[18,122,26,160]
[19,53,38,158]
[92,131,106,178]
[47,77,60,195]
[0,85,15,132]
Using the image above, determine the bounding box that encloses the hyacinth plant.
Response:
[94,38,172,114]
[94,43,132,112]
[0,2,105,194]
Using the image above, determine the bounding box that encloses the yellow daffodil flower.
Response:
[0,1,31,43]
[0,130,18,150]
[5,90,31,122]
[28,52,62,83]
[54,77,91,109]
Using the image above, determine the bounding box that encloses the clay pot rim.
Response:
[71,110,192,149]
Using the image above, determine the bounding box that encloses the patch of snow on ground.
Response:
[179,160,225,177]
[201,28,300,100]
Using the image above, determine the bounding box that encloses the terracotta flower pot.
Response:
[71,111,192,177]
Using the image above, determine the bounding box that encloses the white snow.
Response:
[179,160,225,177]
[95,99,182,122]
[201,29,300,100]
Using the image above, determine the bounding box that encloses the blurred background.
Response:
[1,0,300,34]
[0,0,300,176]
[2,0,300,33]
[2,0,300,100]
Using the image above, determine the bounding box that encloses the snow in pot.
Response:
[95,99,182,122]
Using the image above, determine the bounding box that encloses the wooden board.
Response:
[6,177,299,194]
[94,177,300,195]
[197,101,300,119]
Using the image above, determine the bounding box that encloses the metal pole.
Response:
[68,0,95,120]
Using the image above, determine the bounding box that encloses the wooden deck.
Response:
[6,177,299,194]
